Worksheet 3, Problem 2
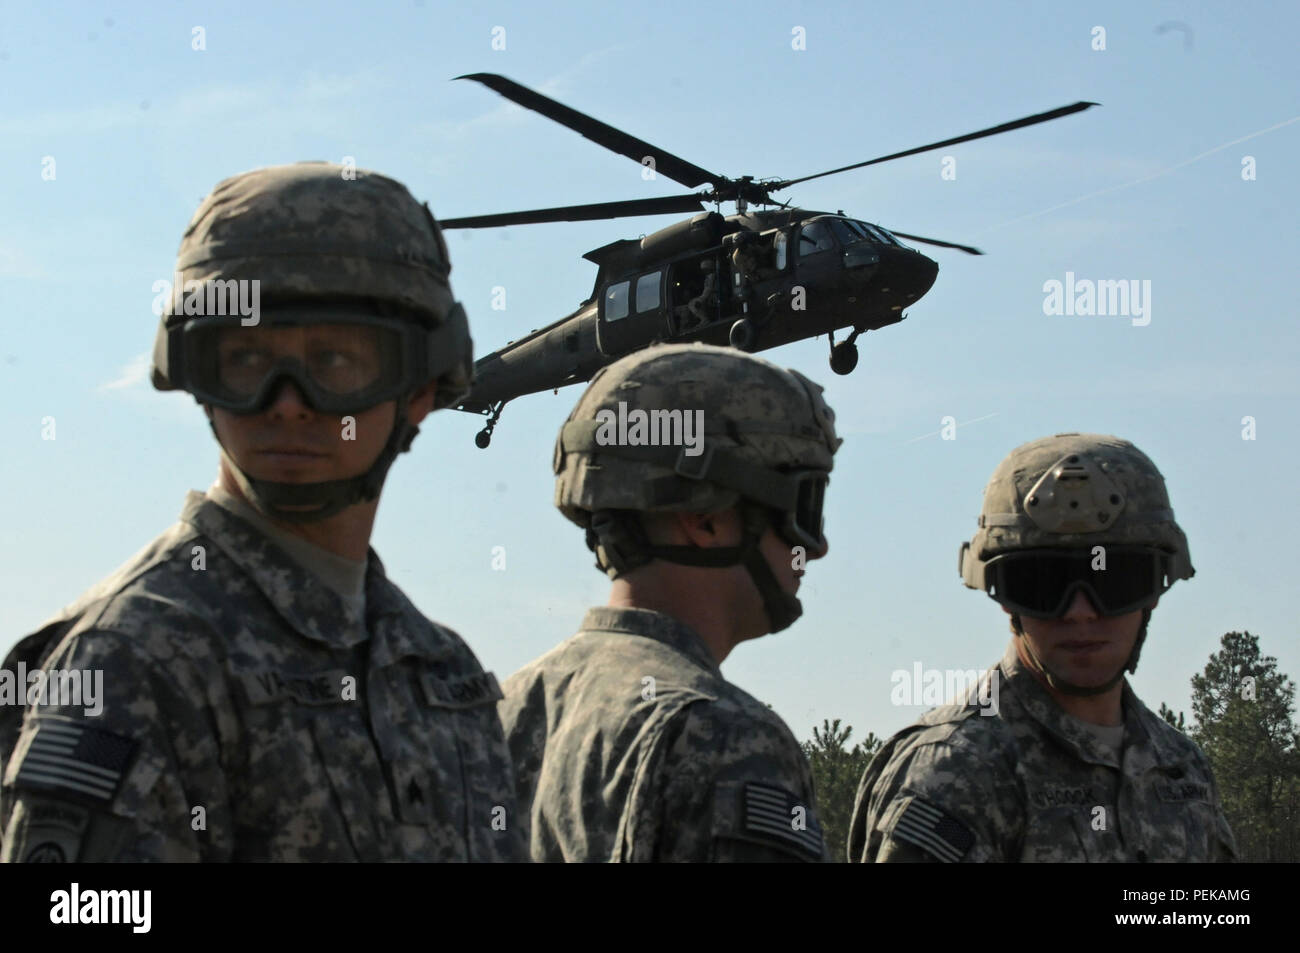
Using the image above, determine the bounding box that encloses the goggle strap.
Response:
[560,419,811,512]
[981,509,1174,527]
[424,303,471,381]
[175,239,450,278]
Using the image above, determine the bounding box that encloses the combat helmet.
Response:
[959,433,1193,690]
[150,161,472,521]
[554,343,841,632]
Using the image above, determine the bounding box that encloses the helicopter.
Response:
[442,73,1096,448]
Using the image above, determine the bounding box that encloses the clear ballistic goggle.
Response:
[984,546,1169,618]
[170,315,425,414]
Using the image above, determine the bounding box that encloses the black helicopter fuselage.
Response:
[458,207,937,415]
[445,73,1093,445]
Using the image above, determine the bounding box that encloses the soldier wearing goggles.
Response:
[848,433,1237,863]
[500,343,841,862]
[0,163,523,863]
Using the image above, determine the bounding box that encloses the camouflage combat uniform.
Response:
[501,606,828,862]
[509,344,842,863]
[1,161,514,862]
[1,491,526,862]
[847,639,1238,862]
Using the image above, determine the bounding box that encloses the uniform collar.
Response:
[180,490,407,651]
[580,606,722,677]
[997,638,1181,769]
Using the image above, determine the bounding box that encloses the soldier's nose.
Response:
[1062,589,1100,620]
[266,378,313,418]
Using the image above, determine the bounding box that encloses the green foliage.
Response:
[801,718,881,862]
[1187,631,1300,861]
[1157,702,1186,732]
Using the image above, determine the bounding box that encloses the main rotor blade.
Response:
[888,231,984,256]
[440,194,706,229]
[456,73,725,190]
[773,101,1099,190]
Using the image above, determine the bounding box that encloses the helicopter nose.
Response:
[904,249,939,293]
[881,247,938,306]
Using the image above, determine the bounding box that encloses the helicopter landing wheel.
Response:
[474,401,507,449]
[729,318,756,352]
[830,341,859,375]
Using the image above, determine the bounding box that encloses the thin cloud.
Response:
[979,115,1300,233]
[908,412,1000,443]
[0,242,50,279]
[99,353,151,392]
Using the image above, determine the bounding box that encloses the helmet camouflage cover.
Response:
[148,161,472,522]
[960,432,1194,590]
[554,343,841,524]
[150,160,472,408]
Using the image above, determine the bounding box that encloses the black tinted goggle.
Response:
[173,317,417,414]
[770,470,829,554]
[985,547,1169,618]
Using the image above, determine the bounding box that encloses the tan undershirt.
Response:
[206,485,368,620]
[1066,712,1126,761]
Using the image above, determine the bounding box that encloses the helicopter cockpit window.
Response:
[799,222,836,256]
[605,281,630,321]
[635,272,661,313]
[773,231,788,270]
[832,218,871,245]
[857,221,898,245]
[872,224,907,247]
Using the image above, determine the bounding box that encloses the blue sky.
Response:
[2,0,1297,744]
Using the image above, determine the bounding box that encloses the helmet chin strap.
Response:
[735,503,803,633]
[740,537,803,633]
[210,398,418,524]
[1012,609,1151,697]
[589,504,802,633]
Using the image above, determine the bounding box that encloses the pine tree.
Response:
[801,719,881,862]
[1188,631,1300,861]
[1158,702,1187,732]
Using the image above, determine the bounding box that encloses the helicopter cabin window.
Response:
[774,231,788,270]
[605,280,630,321]
[635,272,661,313]
[798,221,836,256]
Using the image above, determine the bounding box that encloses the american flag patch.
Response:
[13,720,136,804]
[893,797,974,862]
[742,782,825,860]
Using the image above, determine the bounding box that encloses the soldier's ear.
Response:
[676,508,742,548]
[672,511,708,544]
[674,511,721,547]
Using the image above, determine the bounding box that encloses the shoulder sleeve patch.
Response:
[1,797,91,862]
[7,719,136,805]
[724,780,825,861]
[889,795,975,863]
